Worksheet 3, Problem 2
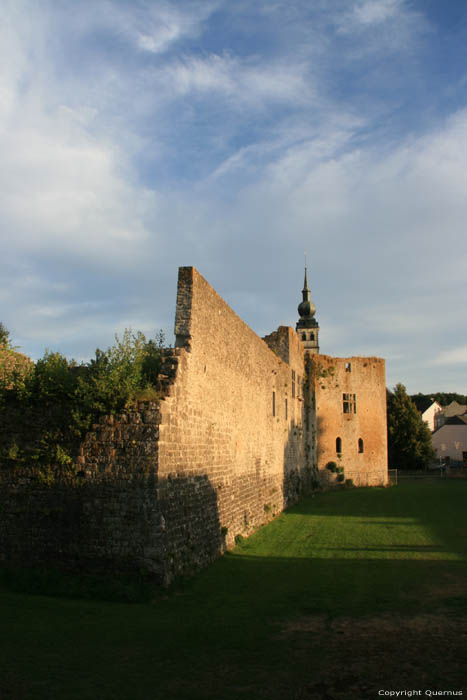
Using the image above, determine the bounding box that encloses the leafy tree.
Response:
[0,322,10,346]
[410,392,467,411]
[0,323,34,395]
[387,384,435,470]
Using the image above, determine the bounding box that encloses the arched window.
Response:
[302,333,306,341]
[358,438,364,453]
[336,437,342,454]
[310,332,315,340]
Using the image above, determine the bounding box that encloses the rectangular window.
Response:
[272,391,276,417]
[292,370,296,398]
[343,393,357,414]
[345,362,351,372]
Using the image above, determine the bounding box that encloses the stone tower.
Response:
[296,266,319,354]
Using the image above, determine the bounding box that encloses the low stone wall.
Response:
[0,398,224,585]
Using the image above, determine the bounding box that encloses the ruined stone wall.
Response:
[0,267,388,585]
[0,269,312,584]
[157,268,311,577]
[0,400,165,580]
[310,354,388,486]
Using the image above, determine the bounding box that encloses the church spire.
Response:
[296,261,319,354]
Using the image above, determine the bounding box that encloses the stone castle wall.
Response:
[158,268,312,566]
[0,267,387,584]
[0,268,315,584]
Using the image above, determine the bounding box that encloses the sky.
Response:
[1,0,466,394]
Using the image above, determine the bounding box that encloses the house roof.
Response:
[443,401,467,417]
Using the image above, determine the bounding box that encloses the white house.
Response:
[422,401,443,432]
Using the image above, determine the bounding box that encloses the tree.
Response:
[410,391,467,410]
[0,322,33,394]
[0,322,10,347]
[387,384,435,470]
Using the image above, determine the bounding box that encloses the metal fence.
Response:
[344,471,388,487]
[397,466,467,479]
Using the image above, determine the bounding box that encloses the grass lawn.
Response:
[1,480,466,699]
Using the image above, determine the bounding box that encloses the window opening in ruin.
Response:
[358,438,364,453]
[343,393,357,414]
[302,333,306,341]
[272,391,276,417]
[285,399,288,420]
[336,437,342,454]
[311,332,315,340]
[292,370,296,398]
[345,362,351,372]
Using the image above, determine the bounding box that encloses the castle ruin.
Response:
[0,267,387,584]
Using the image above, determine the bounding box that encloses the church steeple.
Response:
[296,263,319,354]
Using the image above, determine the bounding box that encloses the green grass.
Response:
[1,481,467,699]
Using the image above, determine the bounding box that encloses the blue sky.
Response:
[1,0,466,393]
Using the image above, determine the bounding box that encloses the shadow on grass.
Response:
[1,482,467,700]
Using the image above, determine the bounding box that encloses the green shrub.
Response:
[326,461,337,473]
[336,473,345,483]
[0,329,165,476]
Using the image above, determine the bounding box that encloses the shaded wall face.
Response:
[432,426,467,462]
[159,269,309,563]
[0,402,167,581]
[310,354,388,485]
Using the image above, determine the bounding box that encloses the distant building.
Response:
[432,415,467,466]
[434,401,467,431]
[422,401,443,432]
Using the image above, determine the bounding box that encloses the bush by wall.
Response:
[0,328,165,478]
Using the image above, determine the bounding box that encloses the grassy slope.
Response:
[1,481,466,699]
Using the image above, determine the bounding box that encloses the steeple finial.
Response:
[302,253,311,301]
[296,255,320,353]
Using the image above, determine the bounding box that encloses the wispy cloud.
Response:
[334,0,428,54]
[163,52,313,108]
[431,347,467,367]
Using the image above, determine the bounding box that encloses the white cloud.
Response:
[353,0,403,26]
[0,110,157,262]
[132,2,217,54]
[55,0,218,56]
[431,347,467,367]
[0,7,159,266]
[334,0,428,53]
[164,53,313,107]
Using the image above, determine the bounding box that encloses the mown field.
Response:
[1,480,466,700]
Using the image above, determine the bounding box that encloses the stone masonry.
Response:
[0,266,387,584]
